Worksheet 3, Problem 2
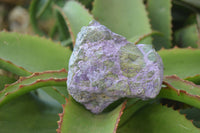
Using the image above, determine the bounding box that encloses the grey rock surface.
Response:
[67,20,163,114]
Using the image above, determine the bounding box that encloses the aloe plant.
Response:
[0,0,200,132]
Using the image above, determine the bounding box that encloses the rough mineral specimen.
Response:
[67,20,163,114]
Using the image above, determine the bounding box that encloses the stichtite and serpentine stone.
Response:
[67,20,163,114]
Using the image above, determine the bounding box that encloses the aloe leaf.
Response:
[36,88,64,108]
[42,87,66,104]
[147,0,172,49]
[55,8,70,41]
[0,58,31,76]
[158,48,200,78]
[117,104,200,133]
[0,93,61,133]
[78,0,93,9]
[0,32,71,104]
[130,31,162,45]
[0,69,67,107]
[92,0,152,43]
[158,75,200,109]
[0,74,16,90]
[185,74,200,85]
[55,86,69,98]
[55,1,93,45]
[197,14,200,47]
[174,24,199,48]
[179,0,200,9]
[180,107,200,128]
[54,8,73,49]
[197,14,200,31]
[57,97,126,133]
[0,32,72,76]
[36,0,52,18]
[29,0,45,35]
[118,99,150,127]
[29,0,58,36]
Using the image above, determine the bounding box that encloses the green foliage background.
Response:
[0,0,200,132]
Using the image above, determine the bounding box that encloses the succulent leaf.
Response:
[185,74,200,85]
[55,1,94,45]
[55,8,71,41]
[180,107,200,128]
[0,32,72,103]
[42,87,66,104]
[179,0,200,9]
[0,32,72,75]
[117,104,200,133]
[0,74,16,90]
[0,94,61,133]
[57,97,126,133]
[174,24,199,48]
[29,0,45,35]
[158,47,200,78]
[0,58,31,76]
[0,69,67,107]
[159,75,200,109]
[119,99,150,127]
[92,0,152,43]
[147,0,172,49]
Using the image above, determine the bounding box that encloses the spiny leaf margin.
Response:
[117,104,200,133]
[0,69,67,106]
[57,97,127,133]
[92,0,152,43]
[147,0,172,49]
[0,31,72,74]
[158,47,200,78]
[159,75,200,109]
[54,1,94,45]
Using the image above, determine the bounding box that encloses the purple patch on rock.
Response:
[67,20,163,114]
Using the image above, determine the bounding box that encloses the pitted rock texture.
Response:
[67,20,163,114]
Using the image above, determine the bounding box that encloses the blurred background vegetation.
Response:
[0,0,199,49]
